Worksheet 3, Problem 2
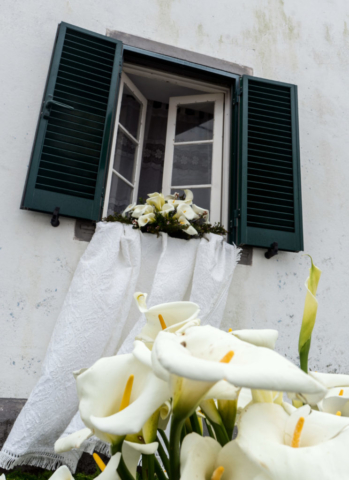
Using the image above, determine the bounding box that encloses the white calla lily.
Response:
[159,203,175,216]
[191,204,209,222]
[55,350,170,451]
[133,292,200,348]
[176,203,199,220]
[289,371,349,408]
[177,215,198,236]
[146,193,165,211]
[180,432,267,480]
[230,329,278,350]
[132,204,155,218]
[308,371,349,415]
[121,203,136,217]
[165,189,193,206]
[152,326,326,419]
[138,213,156,227]
[234,402,349,479]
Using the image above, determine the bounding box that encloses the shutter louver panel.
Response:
[21,23,123,221]
[235,76,303,252]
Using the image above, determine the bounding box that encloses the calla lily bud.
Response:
[298,256,321,373]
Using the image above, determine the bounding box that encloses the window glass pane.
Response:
[113,129,137,183]
[172,143,212,186]
[119,84,141,139]
[138,100,168,201]
[175,102,214,142]
[171,188,211,212]
[108,174,133,215]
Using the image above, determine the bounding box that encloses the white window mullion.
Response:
[103,73,148,217]
[162,93,224,223]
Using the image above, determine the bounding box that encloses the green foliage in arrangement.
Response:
[104,211,228,240]
[4,469,100,480]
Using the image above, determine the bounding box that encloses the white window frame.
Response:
[162,93,224,222]
[103,72,147,218]
[103,64,231,226]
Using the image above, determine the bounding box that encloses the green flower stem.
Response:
[110,441,135,480]
[180,423,187,446]
[154,456,168,480]
[204,419,215,439]
[169,416,185,480]
[158,429,170,453]
[300,338,311,374]
[157,433,170,473]
[117,456,135,480]
[142,454,155,480]
[189,412,202,435]
[209,421,230,446]
[217,399,237,440]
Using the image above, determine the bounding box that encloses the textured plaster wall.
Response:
[1,0,348,397]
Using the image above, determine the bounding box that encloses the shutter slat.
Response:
[41,152,99,171]
[235,75,303,252]
[50,108,104,130]
[22,23,122,221]
[65,37,115,58]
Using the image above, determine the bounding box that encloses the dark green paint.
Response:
[21,22,123,221]
[233,75,304,252]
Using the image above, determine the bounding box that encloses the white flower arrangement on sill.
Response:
[9,257,349,480]
[104,190,228,239]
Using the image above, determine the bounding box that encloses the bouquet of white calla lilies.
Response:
[106,189,228,239]
[48,256,349,480]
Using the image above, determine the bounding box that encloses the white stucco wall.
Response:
[1,0,348,398]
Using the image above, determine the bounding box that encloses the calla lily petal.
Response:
[122,203,136,217]
[122,441,158,478]
[138,213,156,227]
[134,296,200,348]
[284,404,349,447]
[146,193,165,211]
[322,395,349,416]
[236,402,349,480]
[176,203,199,220]
[177,215,198,236]
[133,292,148,313]
[153,326,327,401]
[75,352,170,444]
[204,381,239,401]
[132,204,155,218]
[54,427,93,453]
[309,371,349,389]
[159,203,175,216]
[192,204,209,222]
[48,466,74,480]
[180,433,221,480]
[90,368,170,437]
[97,452,121,480]
[231,329,278,350]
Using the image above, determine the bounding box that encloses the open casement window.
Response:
[162,94,224,220]
[22,22,304,252]
[234,76,303,252]
[21,23,123,221]
[104,73,147,214]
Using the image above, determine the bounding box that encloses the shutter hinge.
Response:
[100,187,105,208]
[233,87,243,107]
[233,209,241,227]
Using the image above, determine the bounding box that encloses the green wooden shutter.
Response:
[21,23,123,221]
[234,75,303,252]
